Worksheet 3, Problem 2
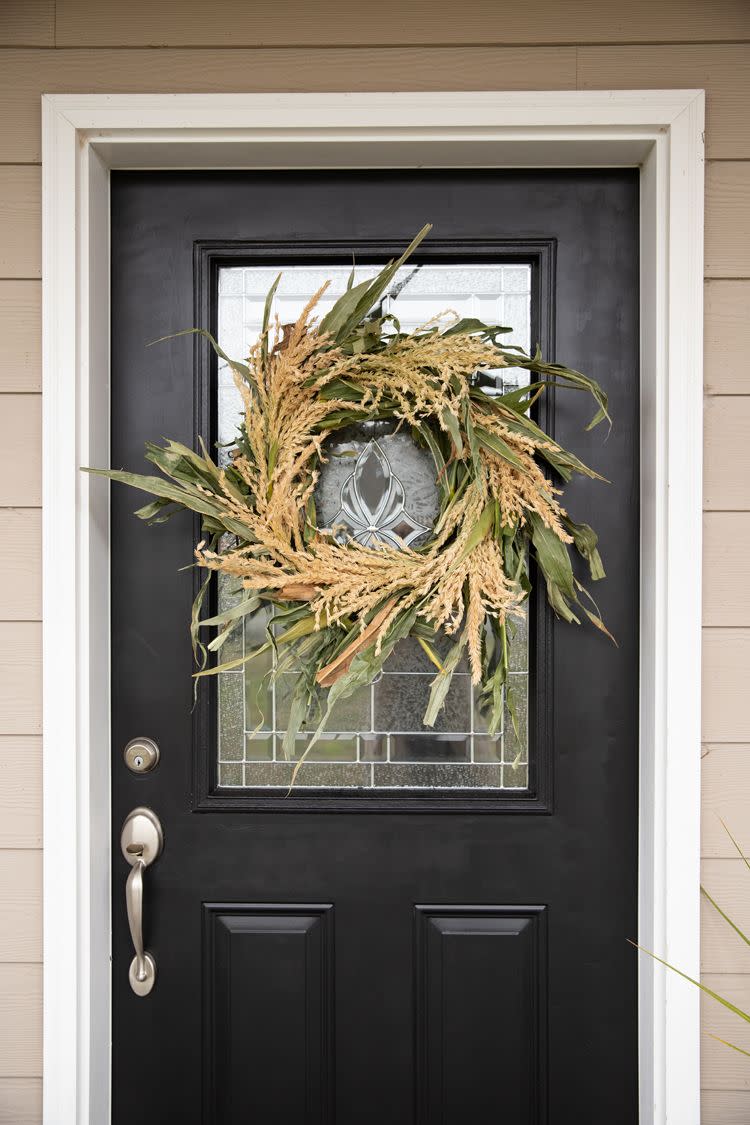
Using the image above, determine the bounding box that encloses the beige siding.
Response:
[0,853,41,963]
[703,746,750,858]
[702,975,750,1089]
[702,859,750,972]
[0,1080,41,1125]
[0,283,41,393]
[0,399,41,507]
[704,397,750,511]
[703,1091,750,1125]
[0,739,42,850]
[0,47,580,163]
[578,44,750,160]
[0,965,41,1078]
[0,511,41,620]
[51,0,750,47]
[705,162,750,278]
[0,169,41,280]
[703,514,750,626]
[0,624,41,737]
[704,281,750,395]
[0,2,54,47]
[703,630,750,744]
[0,1,747,1118]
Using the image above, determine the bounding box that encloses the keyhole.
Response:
[123,737,159,775]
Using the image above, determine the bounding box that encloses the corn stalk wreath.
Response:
[88,225,613,778]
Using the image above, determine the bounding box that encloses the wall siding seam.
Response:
[11,38,750,48]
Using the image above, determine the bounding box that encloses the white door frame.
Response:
[41,90,705,1125]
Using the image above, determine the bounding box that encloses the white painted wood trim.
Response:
[41,90,705,1125]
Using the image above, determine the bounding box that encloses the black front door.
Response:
[110,169,639,1124]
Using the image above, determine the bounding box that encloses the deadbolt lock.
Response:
[124,737,160,775]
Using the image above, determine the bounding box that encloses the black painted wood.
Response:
[415,906,547,1124]
[202,905,334,1123]
[110,170,640,1125]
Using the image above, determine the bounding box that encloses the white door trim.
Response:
[41,90,705,1124]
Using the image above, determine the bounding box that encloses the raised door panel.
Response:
[416,905,547,1124]
[203,904,334,1123]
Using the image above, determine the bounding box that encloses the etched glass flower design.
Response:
[331,440,431,549]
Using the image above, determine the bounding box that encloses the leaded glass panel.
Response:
[216,263,531,790]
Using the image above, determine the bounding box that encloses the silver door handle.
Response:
[120,807,163,996]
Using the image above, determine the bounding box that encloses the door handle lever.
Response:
[120,807,163,996]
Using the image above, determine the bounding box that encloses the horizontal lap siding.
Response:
[0,2,747,1117]
[0,11,46,1108]
[0,1079,42,1125]
[704,281,750,394]
[1,1,53,47]
[50,0,750,46]
[0,47,580,162]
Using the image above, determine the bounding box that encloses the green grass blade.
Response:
[701,885,750,950]
[720,818,750,876]
[631,941,750,1025]
[709,1035,750,1058]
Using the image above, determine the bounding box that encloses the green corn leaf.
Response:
[529,513,576,601]
[564,517,606,581]
[85,466,256,541]
[506,678,520,744]
[476,639,508,736]
[190,572,212,673]
[208,619,242,653]
[194,644,271,676]
[456,502,495,562]
[199,594,260,629]
[474,425,527,471]
[413,422,448,500]
[261,272,282,365]
[133,496,179,524]
[463,399,483,482]
[194,613,319,679]
[148,327,252,384]
[280,688,310,762]
[441,317,512,340]
[84,467,216,519]
[415,636,444,672]
[423,633,468,727]
[319,224,431,344]
[518,347,610,430]
[441,407,463,458]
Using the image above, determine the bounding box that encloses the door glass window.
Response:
[215,263,531,790]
